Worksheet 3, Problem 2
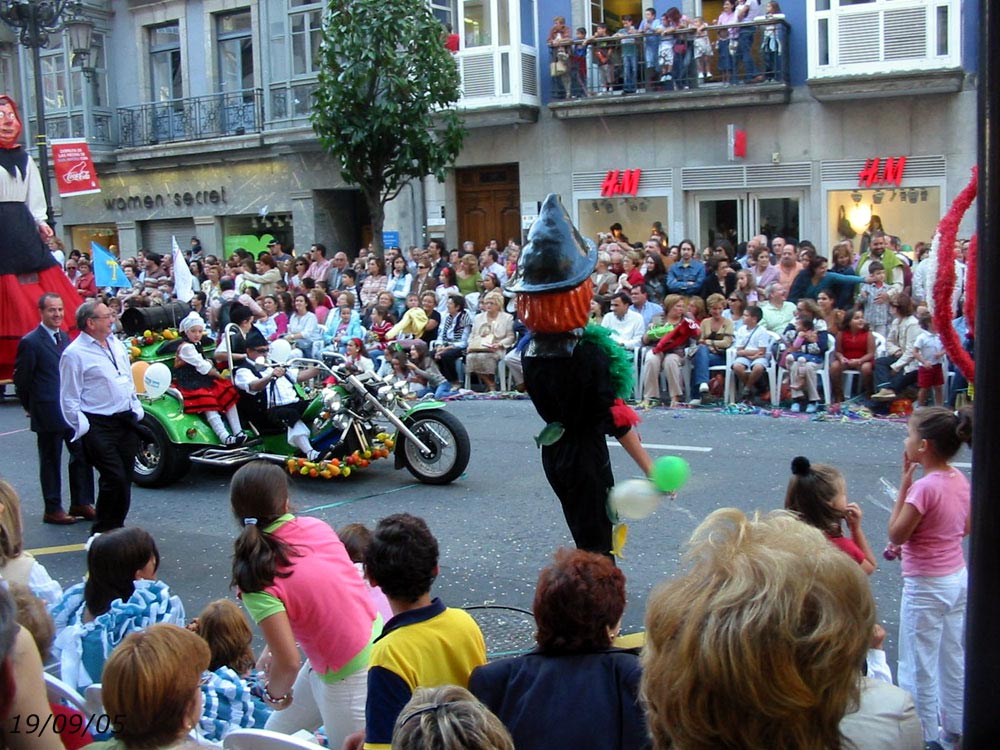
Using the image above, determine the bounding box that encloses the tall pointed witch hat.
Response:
[505,194,597,294]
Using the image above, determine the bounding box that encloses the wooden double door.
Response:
[456,164,521,252]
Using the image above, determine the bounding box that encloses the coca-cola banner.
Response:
[51,139,101,197]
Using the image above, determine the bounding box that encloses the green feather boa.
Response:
[581,323,634,400]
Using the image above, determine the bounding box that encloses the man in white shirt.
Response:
[232,329,322,460]
[481,248,508,284]
[600,292,646,350]
[59,300,144,534]
[629,284,664,328]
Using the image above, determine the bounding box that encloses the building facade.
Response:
[0,0,978,259]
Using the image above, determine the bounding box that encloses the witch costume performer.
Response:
[0,94,81,381]
[506,194,653,556]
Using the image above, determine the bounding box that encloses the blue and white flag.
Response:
[90,241,131,288]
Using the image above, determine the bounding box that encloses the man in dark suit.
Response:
[14,293,94,524]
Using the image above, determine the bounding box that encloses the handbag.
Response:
[550,59,568,76]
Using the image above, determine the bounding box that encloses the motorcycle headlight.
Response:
[323,390,343,412]
[393,379,407,391]
[377,384,393,399]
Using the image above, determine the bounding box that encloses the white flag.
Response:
[172,235,194,303]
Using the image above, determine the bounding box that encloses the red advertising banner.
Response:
[51,139,101,197]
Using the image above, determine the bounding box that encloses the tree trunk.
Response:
[367,191,386,260]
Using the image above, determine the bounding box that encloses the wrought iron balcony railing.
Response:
[547,17,791,102]
[117,88,264,148]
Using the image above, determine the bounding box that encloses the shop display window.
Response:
[576,196,668,245]
[827,186,940,252]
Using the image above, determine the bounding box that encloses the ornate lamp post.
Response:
[0,0,91,228]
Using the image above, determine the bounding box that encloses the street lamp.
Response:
[0,0,89,228]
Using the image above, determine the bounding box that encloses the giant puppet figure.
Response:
[506,194,653,555]
[0,95,80,381]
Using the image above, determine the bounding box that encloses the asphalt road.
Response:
[0,395,972,670]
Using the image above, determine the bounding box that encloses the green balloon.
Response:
[650,455,690,493]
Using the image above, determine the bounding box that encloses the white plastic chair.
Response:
[463,352,508,391]
[726,331,779,404]
[84,684,104,716]
[223,728,323,749]
[44,673,87,712]
[873,331,887,357]
[842,332,886,399]
[632,346,645,401]
[775,336,834,407]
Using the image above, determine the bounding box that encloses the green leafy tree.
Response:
[311,0,465,258]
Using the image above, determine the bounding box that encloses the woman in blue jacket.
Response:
[788,255,863,304]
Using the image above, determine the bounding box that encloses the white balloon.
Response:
[143,362,172,399]
[269,338,292,364]
[608,479,662,520]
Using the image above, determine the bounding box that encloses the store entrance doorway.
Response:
[456,164,521,253]
[694,191,802,251]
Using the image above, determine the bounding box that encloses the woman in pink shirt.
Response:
[230,462,381,749]
[889,407,973,749]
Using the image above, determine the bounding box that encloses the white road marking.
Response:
[607,441,712,453]
[954,462,971,468]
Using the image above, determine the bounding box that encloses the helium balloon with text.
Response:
[142,362,171,399]
[650,455,690,493]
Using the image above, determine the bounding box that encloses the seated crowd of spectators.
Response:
[6,414,973,750]
[55,221,970,417]
[586,227,971,413]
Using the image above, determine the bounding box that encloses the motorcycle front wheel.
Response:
[398,409,470,485]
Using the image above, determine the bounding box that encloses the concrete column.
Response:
[192,215,221,259]
[116,221,139,260]
[289,190,314,256]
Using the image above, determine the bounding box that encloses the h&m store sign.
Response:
[857,156,907,187]
[600,169,641,197]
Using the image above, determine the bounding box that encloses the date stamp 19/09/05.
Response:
[7,713,124,736]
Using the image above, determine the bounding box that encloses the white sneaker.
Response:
[699,382,710,395]
[790,402,801,413]
[805,402,818,414]
[687,398,702,407]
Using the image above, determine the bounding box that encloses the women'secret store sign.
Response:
[51,139,101,197]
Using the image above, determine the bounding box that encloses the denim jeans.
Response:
[417,382,455,399]
[738,28,758,81]
[622,53,637,93]
[691,345,726,389]
[874,355,918,392]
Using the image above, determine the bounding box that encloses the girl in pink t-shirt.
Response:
[784,456,877,574]
[889,406,972,747]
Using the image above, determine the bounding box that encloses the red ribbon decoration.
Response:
[932,167,976,383]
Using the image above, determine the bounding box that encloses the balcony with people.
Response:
[546,10,792,119]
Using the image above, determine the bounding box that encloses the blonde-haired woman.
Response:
[465,291,514,392]
[641,509,875,750]
[0,480,62,606]
[456,253,483,296]
[392,685,513,750]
